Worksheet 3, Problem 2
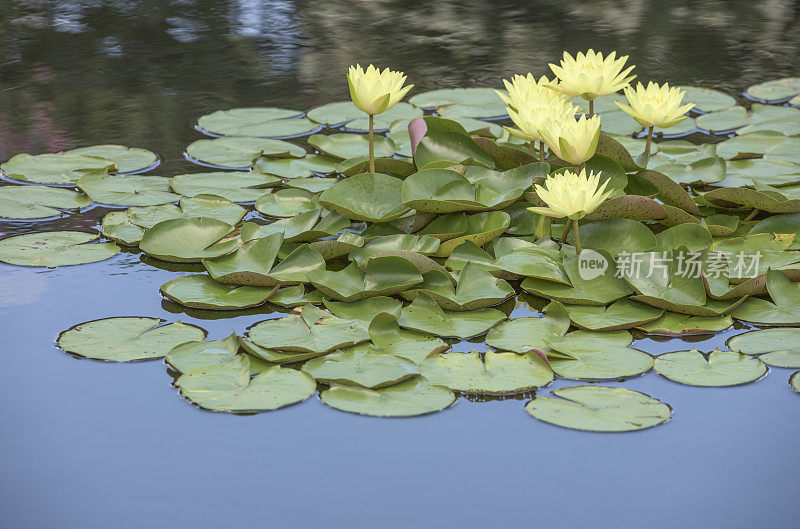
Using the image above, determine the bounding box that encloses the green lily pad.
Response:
[654,349,767,386]
[719,159,800,188]
[176,356,316,412]
[525,386,672,432]
[0,231,119,267]
[791,372,800,393]
[160,274,275,310]
[745,77,800,103]
[170,172,281,202]
[125,195,246,229]
[319,377,455,417]
[308,231,365,260]
[302,349,418,389]
[348,234,440,264]
[57,317,205,362]
[402,262,514,311]
[197,108,317,138]
[241,209,349,243]
[363,312,449,364]
[545,331,653,380]
[0,153,115,184]
[715,131,800,164]
[308,257,422,302]
[655,224,713,252]
[577,219,656,257]
[750,213,800,249]
[696,106,749,133]
[246,305,370,353]
[186,137,305,169]
[398,293,506,339]
[166,333,250,373]
[101,211,145,245]
[0,185,91,219]
[637,312,732,335]
[418,213,469,241]
[77,173,179,206]
[731,269,800,324]
[414,118,495,169]
[238,335,327,364]
[139,217,237,262]
[306,101,421,130]
[655,157,726,186]
[318,172,408,222]
[431,211,510,257]
[65,144,158,173]
[410,87,506,118]
[566,299,663,331]
[323,297,403,326]
[728,328,800,368]
[337,156,416,177]
[253,154,339,178]
[308,133,396,160]
[485,301,570,353]
[265,285,327,308]
[254,188,320,217]
[678,85,736,112]
[420,350,553,394]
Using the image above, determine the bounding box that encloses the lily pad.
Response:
[253,154,339,178]
[176,356,316,412]
[398,293,506,339]
[750,213,800,249]
[160,274,274,310]
[76,173,179,206]
[0,153,114,184]
[128,195,246,229]
[414,118,495,169]
[0,231,119,267]
[241,209,349,243]
[57,317,205,362]
[525,386,672,432]
[186,137,305,169]
[254,188,320,217]
[197,108,317,138]
[308,231,365,259]
[566,299,663,331]
[719,159,800,188]
[728,328,800,368]
[349,234,440,264]
[654,349,767,386]
[745,77,800,103]
[655,224,713,252]
[319,377,455,417]
[65,144,158,173]
[101,211,145,245]
[577,219,656,257]
[323,297,403,326]
[170,172,281,202]
[309,133,396,160]
[791,372,800,394]
[655,157,726,186]
[307,101,421,130]
[485,301,570,353]
[545,333,654,380]
[715,131,800,164]
[364,312,449,364]
[731,269,800,324]
[420,350,553,394]
[678,85,736,112]
[140,217,237,262]
[302,349,418,389]
[403,262,514,311]
[318,173,408,222]
[0,185,91,219]
[637,312,732,335]
[410,87,506,118]
[166,333,250,373]
[431,211,510,257]
[308,257,422,302]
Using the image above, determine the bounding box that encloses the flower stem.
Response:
[560,219,572,246]
[539,141,545,163]
[529,140,536,155]
[645,126,654,156]
[588,99,594,117]
[573,221,582,255]
[368,114,375,173]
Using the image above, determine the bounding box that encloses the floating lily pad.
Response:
[308,133,396,160]
[420,350,552,394]
[715,131,800,164]
[348,234,440,264]
[654,349,767,386]
[403,262,514,311]
[0,185,91,219]
[197,108,317,138]
[0,153,114,184]
[307,101,421,129]
[337,156,416,177]
[308,257,422,302]
[140,217,237,262]
[745,77,800,103]
[308,231,365,260]
[731,269,800,324]
[719,159,800,188]
[637,312,732,335]
[161,274,274,310]
[254,188,320,217]
[166,333,246,373]
[253,154,339,178]
[545,332,653,380]
[176,356,316,412]
[101,211,145,245]
[655,224,713,252]
[485,301,570,353]
[239,335,326,364]
[696,106,749,133]
[410,87,506,118]
[186,137,305,169]
[414,118,495,169]
[791,372,800,394]
[323,297,403,325]
[728,328,800,368]
[678,85,736,112]
[363,312,449,364]
[57,317,205,362]
[0,231,119,267]
[241,209,349,243]
[170,172,281,202]
[77,173,179,206]
[566,299,663,331]
[750,213,800,249]
[318,172,408,222]
[398,293,505,339]
[65,144,158,173]
[431,211,510,257]
[319,378,455,417]
[302,349,418,389]
[525,386,672,432]
[655,157,726,186]
[246,305,370,353]
[577,219,656,257]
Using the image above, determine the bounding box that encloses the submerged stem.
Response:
[368,114,375,173]
[645,126,654,156]
[539,141,545,163]
[573,221,582,255]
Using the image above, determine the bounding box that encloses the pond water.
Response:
[1,2,799,528]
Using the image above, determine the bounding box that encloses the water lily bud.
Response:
[347,64,414,116]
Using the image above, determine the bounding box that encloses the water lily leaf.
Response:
[239,335,326,364]
[473,137,538,170]
[347,105,423,131]
[414,129,495,169]
[656,157,726,185]
[170,172,281,202]
[728,328,800,368]
[431,211,510,257]
[308,256,422,302]
[57,317,205,361]
[444,240,508,278]
[0,153,114,184]
[302,349,418,389]
[398,293,505,339]
[736,105,800,136]
[65,144,158,173]
[633,169,700,214]
[308,231,364,260]
[522,251,632,305]
[577,219,656,257]
[546,341,653,380]
[306,101,420,129]
[140,217,237,262]
[254,188,319,217]
[101,211,145,245]
[485,301,570,352]
[750,213,800,249]
[791,372,800,394]
[655,224,713,252]
[595,133,641,172]
[417,212,470,241]
[566,299,663,331]
[364,312,449,364]
[318,173,408,223]
[0,231,119,267]
[719,159,800,188]
[704,187,800,213]
[166,333,247,372]
[253,154,339,178]
[402,262,514,311]
[319,377,455,417]
[0,185,90,219]
[731,269,800,324]
[716,131,800,164]
[525,386,671,432]
[77,173,179,206]
[745,77,800,103]
[637,312,732,335]
[176,356,316,412]
[309,133,396,160]
[283,177,339,193]
[241,209,349,243]
[410,88,507,118]
[349,234,440,264]
[247,305,370,353]
[323,297,402,325]
[696,106,749,134]
[420,350,553,394]
[679,85,736,112]
[336,156,416,178]
[186,137,305,169]
[584,195,667,221]
[654,349,767,386]
[197,108,317,138]
[161,274,274,310]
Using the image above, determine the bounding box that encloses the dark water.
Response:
[1,2,799,528]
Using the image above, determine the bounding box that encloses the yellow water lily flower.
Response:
[495,74,564,110]
[548,49,635,101]
[505,98,579,143]
[347,64,414,116]
[538,114,601,166]
[615,82,695,129]
[528,168,613,220]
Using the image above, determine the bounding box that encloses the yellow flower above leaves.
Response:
[528,169,613,220]
[538,114,601,166]
[549,49,635,101]
[496,74,563,110]
[505,99,579,142]
[615,81,695,129]
[347,64,414,116]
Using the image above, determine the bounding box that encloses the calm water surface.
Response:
[1,2,799,528]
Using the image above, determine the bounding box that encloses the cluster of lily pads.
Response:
[1,72,799,432]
